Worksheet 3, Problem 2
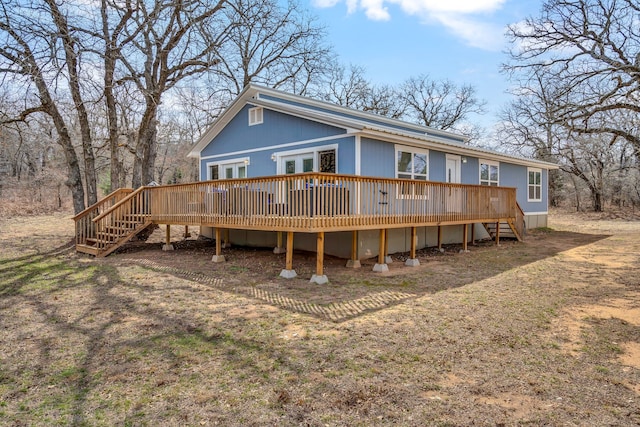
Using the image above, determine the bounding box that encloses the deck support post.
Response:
[310,232,328,284]
[405,226,420,267]
[162,224,174,251]
[373,229,389,272]
[211,228,225,262]
[222,228,231,248]
[346,230,361,268]
[184,225,191,238]
[273,231,286,254]
[280,231,297,279]
[384,228,393,263]
[460,224,469,253]
[437,225,444,252]
[495,221,501,246]
[470,223,475,246]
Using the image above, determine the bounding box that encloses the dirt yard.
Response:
[0,210,638,425]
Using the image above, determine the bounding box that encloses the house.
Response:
[74,84,557,284]
[187,85,557,259]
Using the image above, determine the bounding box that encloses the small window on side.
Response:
[248,107,263,126]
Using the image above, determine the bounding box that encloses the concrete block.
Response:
[405,258,420,267]
[310,275,329,285]
[211,255,226,263]
[162,244,174,251]
[345,259,361,268]
[373,263,389,273]
[279,269,297,279]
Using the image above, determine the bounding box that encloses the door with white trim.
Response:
[446,155,461,184]
[445,154,462,212]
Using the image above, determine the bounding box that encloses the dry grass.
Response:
[0,210,639,426]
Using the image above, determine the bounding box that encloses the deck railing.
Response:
[73,188,134,245]
[147,173,519,232]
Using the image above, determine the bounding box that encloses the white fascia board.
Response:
[187,85,260,158]
[358,129,560,170]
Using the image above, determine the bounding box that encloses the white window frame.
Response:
[528,167,542,202]
[395,145,429,181]
[248,107,263,126]
[395,145,429,199]
[274,144,338,175]
[479,159,500,186]
[206,157,250,180]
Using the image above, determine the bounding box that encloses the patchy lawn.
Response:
[0,211,638,425]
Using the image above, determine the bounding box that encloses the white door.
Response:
[282,153,314,175]
[446,155,461,184]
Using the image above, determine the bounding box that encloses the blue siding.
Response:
[360,138,395,178]
[461,157,479,184]
[200,105,346,158]
[500,163,548,213]
[429,150,446,181]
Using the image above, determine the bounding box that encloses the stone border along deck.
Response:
[121,258,417,322]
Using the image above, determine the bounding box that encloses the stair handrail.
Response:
[72,187,134,221]
[92,186,150,223]
[73,187,134,246]
[514,200,526,240]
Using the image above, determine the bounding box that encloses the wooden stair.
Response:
[74,188,153,257]
[483,220,523,242]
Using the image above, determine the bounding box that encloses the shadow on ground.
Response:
[102,228,610,322]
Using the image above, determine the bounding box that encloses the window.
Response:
[275,145,338,175]
[396,146,428,180]
[479,160,499,186]
[528,168,542,201]
[248,107,263,126]
[207,158,249,180]
[396,146,428,198]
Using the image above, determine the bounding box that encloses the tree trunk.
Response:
[46,0,97,206]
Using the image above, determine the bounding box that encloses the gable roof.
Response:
[188,84,559,170]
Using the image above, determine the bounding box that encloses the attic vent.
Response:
[249,107,263,126]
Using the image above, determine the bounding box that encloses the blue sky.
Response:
[310,0,542,133]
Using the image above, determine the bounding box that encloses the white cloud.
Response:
[313,0,507,50]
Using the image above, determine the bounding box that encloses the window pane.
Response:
[535,172,541,185]
[529,171,535,185]
[319,150,336,173]
[414,153,427,175]
[397,151,412,174]
[210,165,219,180]
[303,158,314,172]
[529,186,535,200]
[398,173,411,179]
[285,160,295,174]
[536,187,541,200]
[225,167,233,179]
[480,164,489,181]
[414,175,427,181]
[490,165,498,182]
[238,166,246,178]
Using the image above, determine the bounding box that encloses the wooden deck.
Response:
[73,173,524,281]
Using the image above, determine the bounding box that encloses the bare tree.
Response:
[504,0,640,151]
[0,0,89,212]
[212,0,331,97]
[399,74,486,135]
[496,69,565,206]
